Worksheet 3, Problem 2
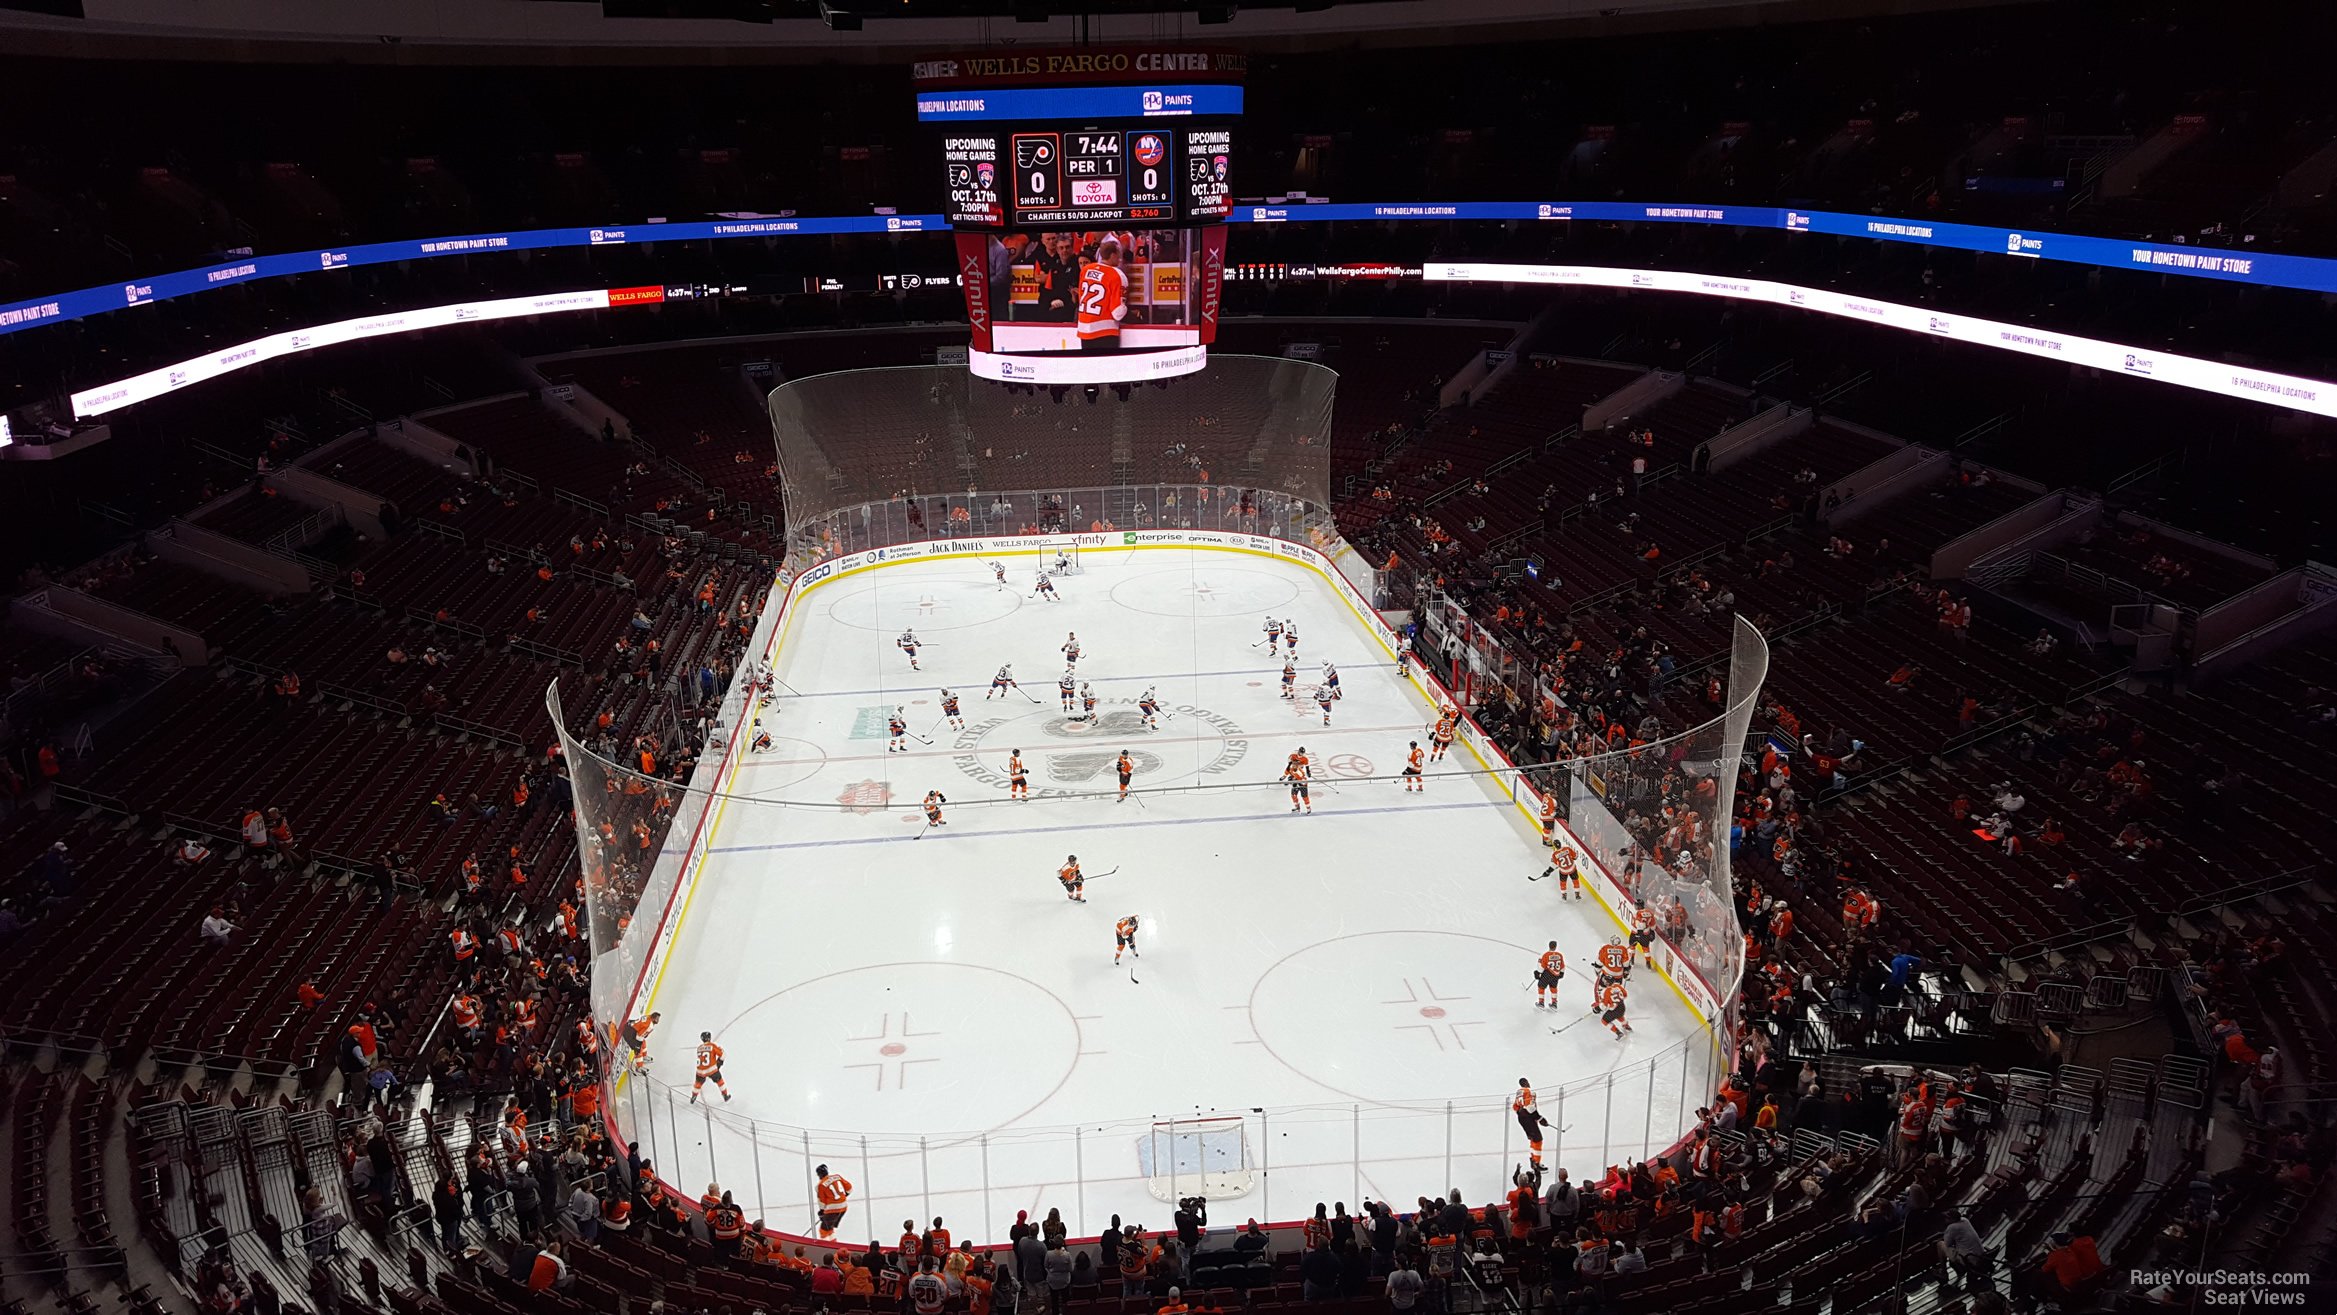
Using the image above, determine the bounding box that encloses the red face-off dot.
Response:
[1418,1006,1447,1019]
[880,1042,908,1057]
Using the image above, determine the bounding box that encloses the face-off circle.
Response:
[721,962,1082,1137]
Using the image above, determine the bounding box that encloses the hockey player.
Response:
[1052,546,1074,576]
[1512,1078,1550,1171]
[1544,845,1584,900]
[988,664,1018,699]
[1034,571,1059,602]
[1629,902,1659,961]
[691,1032,732,1103]
[1263,617,1284,653]
[1430,710,1458,762]
[622,1011,660,1071]
[887,707,910,754]
[750,722,773,754]
[923,790,948,829]
[990,561,1008,590]
[939,689,965,731]
[1321,661,1341,699]
[1059,670,1078,711]
[1114,915,1140,964]
[1283,620,1301,658]
[1403,741,1426,792]
[1595,936,1632,984]
[1058,855,1086,903]
[1283,747,1313,814]
[1137,687,1162,729]
[1007,752,1030,800]
[897,629,923,671]
[1079,683,1098,721]
[1115,750,1135,802]
[1395,635,1413,681]
[1534,942,1566,1009]
[1062,633,1082,668]
[1280,659,1298,700]
[815,1166,853,1239]
[1540,792,1562,847]
[1596,977,1632,1038]
[1312,683,1335,726]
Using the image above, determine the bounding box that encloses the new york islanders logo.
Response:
[1132,135,1167,168]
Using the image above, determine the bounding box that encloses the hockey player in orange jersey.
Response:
[1114,915,1140,964]
[691,1031,731,1103]
[1402,741,1425,793]
[1533,942,1566,1009]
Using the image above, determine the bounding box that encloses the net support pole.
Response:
[1259,1111,1271,1225]
[706,1102,719,1184]
[1443,1101,1453,1194]
[1074,1127,1086,1237]
[1352,1104,1361,1208]
[981,1134,991,1247]
[1554,1086,1565,1172]
[801,1131,815,1226]
[921,1136,932,1224]
[860,1136,872,1231]
[752,1130,766,1223]
[1642,1057,1654,1160]
[1601,1073,1613,1168]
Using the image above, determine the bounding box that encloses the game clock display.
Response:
[940,122,1231,228]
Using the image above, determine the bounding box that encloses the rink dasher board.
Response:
[618,528,1722,1084]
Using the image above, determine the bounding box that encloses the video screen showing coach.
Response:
[995,228,1197,354]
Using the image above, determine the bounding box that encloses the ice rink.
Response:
[624,542,1711,1242]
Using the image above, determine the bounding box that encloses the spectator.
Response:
[1386,1256,1424,1312]
[200,906,236,948]
[1300,1239,1342,1300]
[1940,1209,1989,1286]
[434,1175,467,1253]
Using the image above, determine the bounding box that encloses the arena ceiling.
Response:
[0,0,2029,62]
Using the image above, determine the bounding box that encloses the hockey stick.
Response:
[904,730,936,745]
[1019,687,1044,705]
[1081,866,1123,881]
[914,819,940,841]
[1548,1014,1594,1037]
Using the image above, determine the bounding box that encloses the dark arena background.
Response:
[0,2,2331,1313]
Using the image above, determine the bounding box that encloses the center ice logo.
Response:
[950,704,1250,796]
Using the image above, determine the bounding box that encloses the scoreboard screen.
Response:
[916,47,1241,383]
[923,82,1238,229]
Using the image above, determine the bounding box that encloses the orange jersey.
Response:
[1633,908,1656,934]
[1407,747,1424,770]
[1009,754,1026,779]
[1597,944,1631,975]
[1511,1085,1539,1116]
[1115,917,1137,939]
[1552,849,1578,876]
[1538,949,1565,976]
[1075,261,1128,339]
[1059,862,1082,884]
[695,1041,724,1075]
[1116,754,1134,776]
[1595,981,1626,1010]
[1284,753,1311,780]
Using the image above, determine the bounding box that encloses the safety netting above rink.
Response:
[767,356,1339,569]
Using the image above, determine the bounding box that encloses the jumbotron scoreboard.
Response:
[915,48,1240,384]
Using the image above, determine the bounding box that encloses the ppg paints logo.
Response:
[887,217,903,231]
[1785,212,1811,231]
[2005,232,2043,257]
[1142,91,1164,111]
[1929,317,1951,333]
[2123,354,2155,376]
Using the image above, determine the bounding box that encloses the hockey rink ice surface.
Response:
[632,544,1704,1240]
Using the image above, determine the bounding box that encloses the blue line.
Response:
[705,796,1504,854]
[790,661,1394,701]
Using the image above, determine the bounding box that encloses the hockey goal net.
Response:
[1036,539,1084,574]
[1136,1116,1256,1202]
